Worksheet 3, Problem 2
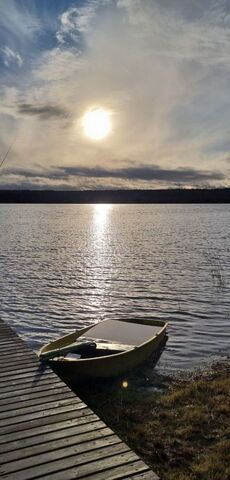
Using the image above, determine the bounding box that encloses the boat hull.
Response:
[39,319,167,380]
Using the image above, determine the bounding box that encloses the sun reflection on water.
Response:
[87,204,113,315]
[93,204,112,229]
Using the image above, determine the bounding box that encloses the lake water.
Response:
[0,204,229,374]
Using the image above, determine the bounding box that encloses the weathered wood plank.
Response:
[0,365,45,378]
[0,384,72,402]
[0,369,58,384]
[0,372,61,389]
[0,442,129,480]
[0,329,16,335]
[0,340,23,348]
[0,407,93,437]
[0,396,82,419]
[82,462,156,480]
[0,378,64,396]
[0,357,39,369]
[0,351,37,363]
[30,451,144,480]
[130,472,158,479]
[0,359,37,372]
[0,340,29,348]
[0,420,106,456]
[0,334,19,341]
[0,391,77,411]
[0,413,99,448]
[0,402,88,428]
[0,432,118,474]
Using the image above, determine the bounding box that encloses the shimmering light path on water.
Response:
[0,204,229,373]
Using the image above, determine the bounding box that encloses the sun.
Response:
[82,108,111,140]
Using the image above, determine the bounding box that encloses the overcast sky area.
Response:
[0,0,230,190]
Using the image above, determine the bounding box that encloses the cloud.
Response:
[54,165,225,183]
[17,103,69,120]
[3,164,224,184]
[0,0,230,189]
[1,46,23,68]
[56,1,101,45]
[117,0,230,67]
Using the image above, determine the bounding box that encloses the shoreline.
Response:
[73,359,230,480]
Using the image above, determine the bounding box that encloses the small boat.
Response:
[38,318,167,379]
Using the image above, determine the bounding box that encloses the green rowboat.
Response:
[38,318,167,379]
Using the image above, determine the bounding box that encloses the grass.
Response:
[73,359,230,480]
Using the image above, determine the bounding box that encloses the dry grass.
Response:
[75,360,230,480]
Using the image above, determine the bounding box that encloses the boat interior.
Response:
[45,320,165,361]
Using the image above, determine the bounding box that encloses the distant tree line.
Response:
[0,188,229,203]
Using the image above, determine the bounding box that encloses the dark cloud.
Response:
[58,165,224,182]
[3,164,224,184]
[17,103,68,120]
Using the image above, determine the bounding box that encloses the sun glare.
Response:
[82,108,111,140]
[94,204,111,227]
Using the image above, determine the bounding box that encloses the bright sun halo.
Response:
[82,108,111,140]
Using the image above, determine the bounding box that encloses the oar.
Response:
[40,341,96,361]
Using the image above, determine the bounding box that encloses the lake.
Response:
[0,203,229,374]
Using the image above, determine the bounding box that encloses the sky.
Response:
[0,0,230,190]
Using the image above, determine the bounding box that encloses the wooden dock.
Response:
[0,319,158,479]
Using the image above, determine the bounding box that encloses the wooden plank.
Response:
[0,359,38,371]
[0,340,29,349]
[0,442,129,480]
[0,384,72,402]
[0,340,34,348]
[0,414,99,448]
[0,365,44,378]
[0,366,50,380]
[0,340,28,347]
[0,430,117,473]
[0,334,19,341]
[0,378,64,396]
[0,420,106,455]
[29,451,143,480]
[0,348,39,359]
[0,342,24,348]
[0,346,29,355]
[0,372,61,389]
[1,428,113,465]
[0,401,88,428]
[0,332,24,339]
[0,407,93,437]
[0,351,37,362]
[130,472,158,479]
[0,391,78,410]
[0,327,17,335]
[0,396,82,419]
[0,340,22,346]
[0,340,24,348]
[0,369,56,383]
[81,462,156,480]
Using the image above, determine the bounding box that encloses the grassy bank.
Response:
[75,360,230,480]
